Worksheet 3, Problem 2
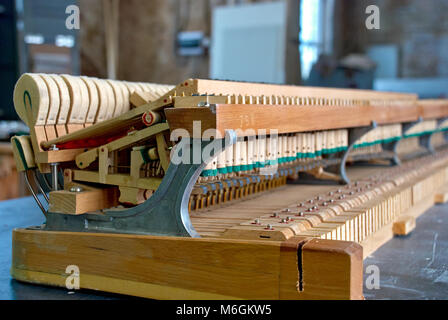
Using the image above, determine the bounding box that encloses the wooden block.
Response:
[300,239,363,300]
[393,216,416,236]
[36,148,85,164]
[435,187,448,204]
[118,186,147,205]
[49,185,119,214]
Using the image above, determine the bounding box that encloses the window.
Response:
[299,0,334,80]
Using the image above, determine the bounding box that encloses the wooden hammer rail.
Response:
[165,101,448,138]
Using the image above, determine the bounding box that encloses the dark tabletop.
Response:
[0,196,447,300]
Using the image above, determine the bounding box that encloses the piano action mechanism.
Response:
[10,75,448,299]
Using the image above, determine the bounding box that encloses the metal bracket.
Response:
[419,133,435,154]
[339,121,378,184]
[382,118,424,166]
[44,131,237,238]
[381,139,402,166]
[24,169,48,216]
[420,117,448,154]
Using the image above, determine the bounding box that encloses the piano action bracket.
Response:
[44,131,237,237]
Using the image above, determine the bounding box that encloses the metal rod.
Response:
[32,169,49,203]
[51,164,59,191]
[24,171,47,217]
[49,145,60,191]
[39,171,52,191]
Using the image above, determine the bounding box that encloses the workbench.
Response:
[0,196,447,300]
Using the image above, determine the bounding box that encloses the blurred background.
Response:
[1,0,448,199]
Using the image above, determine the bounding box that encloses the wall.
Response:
[338,0,448,78]
[79,0,286,85]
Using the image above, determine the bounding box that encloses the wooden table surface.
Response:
[0,195,446,300]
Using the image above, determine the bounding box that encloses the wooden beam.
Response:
[419,99,448,120]
[165,103,420,138]
[11,229,363,300]
[75,123,169,169]
[73,170,162,190]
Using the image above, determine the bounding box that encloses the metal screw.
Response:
[283,208,291,213]
[70,186,83,193]
[272,212,279,218]
[197,101,210,107]
[296,212,304,217]
[253,219,260,225]
[265,224,274,230]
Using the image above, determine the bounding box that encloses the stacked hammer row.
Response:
[200,124,406,179]
[13,73,173,139]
